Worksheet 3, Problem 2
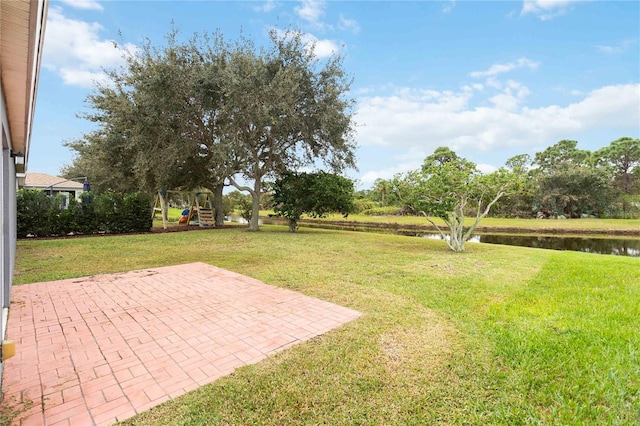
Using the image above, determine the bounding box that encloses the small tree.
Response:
[272,171,355,232]
[224,190,253,223]
[401,147,506,252]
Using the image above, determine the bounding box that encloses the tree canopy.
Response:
[594,137,640,214]
[400,147,507,252]
[63,28,357,230]
[223,31,356,230]
[360,138,639,221]
[272,171,355,232]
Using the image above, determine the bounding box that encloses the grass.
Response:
[158,207,640,234]
[152,207,246,228]
[286,212,640,234]
[0,395,32,426]
[11,226,640,424]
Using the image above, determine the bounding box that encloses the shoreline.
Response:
[260,216,640,237]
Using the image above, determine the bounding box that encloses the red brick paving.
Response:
[3,262,360,425]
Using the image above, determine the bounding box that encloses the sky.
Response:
[29,0,640,189]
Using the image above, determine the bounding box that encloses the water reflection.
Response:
[225,215,262,225]
[260,217,640,257]
[413,232,640,257]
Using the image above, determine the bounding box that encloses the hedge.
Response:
[17,189,153,238]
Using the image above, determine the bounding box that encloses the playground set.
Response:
[152,190,216,229]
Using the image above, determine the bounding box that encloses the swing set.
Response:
[151,190,216,229]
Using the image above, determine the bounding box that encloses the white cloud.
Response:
[521,0,582,20]
[58,0,103,11]
[442,0,456,14]
[489,80,531,111]
[43,7,136,88]
[271,27,339,59]
[312,38,340,58]
[595,38,637,54]
[359,161,421,187]
[338,14,360,33]
[477,164,498,174]
[470,58,539,79]
[554,86,585,96]
[489,93,519,111]
[596,45,616,54]
[58,68,107,87]
[295,0,327,29]
[355,83,640,157]
[553,84,640,127]
[253,0,279,13]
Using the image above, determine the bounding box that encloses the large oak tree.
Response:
[223,30,356,230]
[63,29,356,230]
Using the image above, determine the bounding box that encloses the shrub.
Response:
[16,189,152,237]
[17,189,56,237]
[353,199,375,214]
[122,192,153,232]
[361,206,404,216]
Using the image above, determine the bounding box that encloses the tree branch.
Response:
[463,188,506,242]
[421,211,450,242]
[228,175,255,197]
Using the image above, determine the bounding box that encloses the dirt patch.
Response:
[378,309,459,376]
[72,269,159,283]
[150,224,241,233]
[428,263,457,275]
[9,299,25,308]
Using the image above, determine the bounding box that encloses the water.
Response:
[412,232,640,257]
[225,215,262,225]
[260,217,640,257]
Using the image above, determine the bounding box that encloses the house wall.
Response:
[0,77,18,391]
[1,0,48,394]
[2,149,17,312]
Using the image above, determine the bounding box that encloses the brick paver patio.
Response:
[3,262,361,425]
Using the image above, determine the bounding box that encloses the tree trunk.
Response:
[158,191,169,229]
[162,192,169,222]
[288,218,298,233]
[446,209,465,252]
[228,175,261,231]
[213,183,225,227]
[249,178,261,231]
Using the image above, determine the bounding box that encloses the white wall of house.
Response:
[0,0,49,392]
[0,76,18,391]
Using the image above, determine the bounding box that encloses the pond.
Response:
[259,217,640,257]
[409,232,640,257]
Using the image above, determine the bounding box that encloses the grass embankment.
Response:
[159,207,640,235]
[13,226,640,424]
[264,211,640,236]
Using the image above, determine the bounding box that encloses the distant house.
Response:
[1,0,48,391]
[22,172,85,207]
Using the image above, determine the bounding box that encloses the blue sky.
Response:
[30,0,639,188]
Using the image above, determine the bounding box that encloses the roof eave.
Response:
[1,0,49,174]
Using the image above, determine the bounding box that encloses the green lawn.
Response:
[13,226,640,424]
[273,211,640,234]
[158,208,640,234]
